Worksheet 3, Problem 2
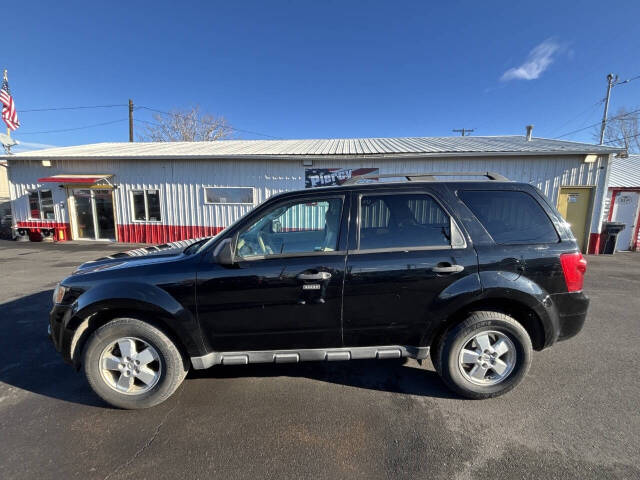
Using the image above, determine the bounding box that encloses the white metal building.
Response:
[603,155,640,251]
[1,135,622,253]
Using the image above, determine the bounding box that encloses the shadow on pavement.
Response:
[188,357,456,399]
[0,290,106,407]
[0,289,456,407]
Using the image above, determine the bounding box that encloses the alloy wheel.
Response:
[99,337,162,395]
[457,330,516,386]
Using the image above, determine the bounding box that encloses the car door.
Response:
[196,193,349,351]
[342,187,478,347]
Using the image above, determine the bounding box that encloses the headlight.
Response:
[52,284,70,305]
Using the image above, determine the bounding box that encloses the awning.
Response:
[37,174,113,185]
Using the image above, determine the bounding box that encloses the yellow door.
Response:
[557,187,594,252]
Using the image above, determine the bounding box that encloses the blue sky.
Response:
[4,0,639,150]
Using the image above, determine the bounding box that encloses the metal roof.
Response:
[608,155,640,188]
[1,135,622,161]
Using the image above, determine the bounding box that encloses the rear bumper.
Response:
[550,291,590,342]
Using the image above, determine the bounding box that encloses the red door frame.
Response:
[607,187,640,251]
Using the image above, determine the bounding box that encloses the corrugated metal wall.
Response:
[0,161,9,199]
[7,154,609,243]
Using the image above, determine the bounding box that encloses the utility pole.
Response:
[128,99,134,142]
[599,74,617,145]
[453,128,474,136]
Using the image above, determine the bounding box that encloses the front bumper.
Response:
[551,291,590,342]
[48,304,75,363]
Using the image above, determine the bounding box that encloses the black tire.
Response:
[83,318,188,409]
[433,311,532,399]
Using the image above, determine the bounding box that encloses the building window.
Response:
[28,189,55,220]
[131,190,162,222]
[204,187,254,205]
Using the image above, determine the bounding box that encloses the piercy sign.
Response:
[305,168,379,188]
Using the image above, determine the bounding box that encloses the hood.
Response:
[73,237,209,274]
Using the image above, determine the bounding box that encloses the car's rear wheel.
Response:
[83,318,188,409]
[433,311,532,399]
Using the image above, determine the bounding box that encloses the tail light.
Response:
[560,252,587,292]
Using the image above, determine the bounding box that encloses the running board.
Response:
[190,345,429,370]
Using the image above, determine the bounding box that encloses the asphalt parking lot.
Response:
[0,240,638,479]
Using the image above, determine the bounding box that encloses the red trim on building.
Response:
[16,221,71,241]
[606,187,640,251]
[607,190,617,221]
[117,224,224,244]
[37,175,112,184]
[587,233,601,255]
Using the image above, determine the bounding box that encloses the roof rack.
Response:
[342,171,509,185]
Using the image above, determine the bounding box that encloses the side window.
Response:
[28,191,41,219]
[359,193,451,250]
[236,198,343,258]
[459,190,559,244]
[204,187,254,205]
[40,190,54,220]
[28,189,55,220]
[131,190,162,222]
[146,190,161,221]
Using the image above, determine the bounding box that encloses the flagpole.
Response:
[2,70,9,139]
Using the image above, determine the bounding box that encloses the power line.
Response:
[554,98,604,132]
[17,118,129,135]
[138,106,281,139]
[602,130,640,145]
[554,108,640,139]
[13,102,279,139]
[615,74,640,86]
[18,104,128,113]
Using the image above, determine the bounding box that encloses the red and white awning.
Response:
[37,174,113,186]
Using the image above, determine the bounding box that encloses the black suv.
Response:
[49,173,589,409]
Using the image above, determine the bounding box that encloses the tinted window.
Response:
[40,190,54,220]
[359,194,450,250]
[28,191,41,219]
[459,190,559,244]
[205,187,254,204]
[132,191,146,221]
[147,190,161,221]
[132,190,162,222]
[237,198,343,258]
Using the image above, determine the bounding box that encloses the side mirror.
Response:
[213,238,235,266]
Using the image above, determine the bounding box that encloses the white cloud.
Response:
[501,39,561,81]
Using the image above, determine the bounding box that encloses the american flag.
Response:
[1,73,20,131]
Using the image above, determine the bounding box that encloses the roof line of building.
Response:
[1,150,622,162]
[0,135,624,161]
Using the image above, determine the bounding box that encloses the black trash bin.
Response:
[600,222,626,254]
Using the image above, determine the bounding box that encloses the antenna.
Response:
[452,128,474,136]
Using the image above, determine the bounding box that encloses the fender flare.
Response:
[65,281,206,361]
[423,271,558,348]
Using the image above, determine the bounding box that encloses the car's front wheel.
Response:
[83,318,188,409]
[433,311,532,399]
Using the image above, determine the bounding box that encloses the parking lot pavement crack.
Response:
[102,386,184,480]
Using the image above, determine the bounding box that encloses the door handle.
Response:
[297,272,332,281]
[432,264,464,274]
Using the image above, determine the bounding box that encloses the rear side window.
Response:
[359,193,451,250]
[459,190,559,244]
